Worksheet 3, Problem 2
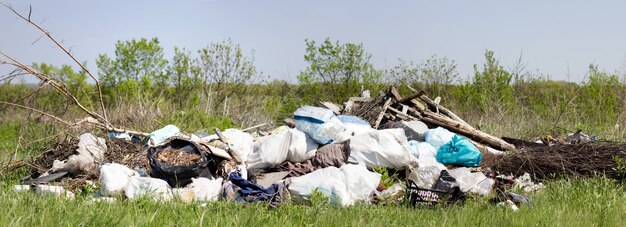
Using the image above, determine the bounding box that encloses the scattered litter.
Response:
[35,185,75,198]
[148,125,181,146]
[13,185,31,192]
[514,173,545,192]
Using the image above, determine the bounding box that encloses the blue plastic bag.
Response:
[436,135,482,167]
[294,106,346,144]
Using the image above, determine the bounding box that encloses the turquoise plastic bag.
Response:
[436,135,482,167]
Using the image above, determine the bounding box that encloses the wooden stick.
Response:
[417,93,470,127]
[374,98,393,129]
[242,123,267,132]
[213,128,242,164]
[0,101,72,126]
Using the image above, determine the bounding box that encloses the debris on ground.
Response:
[12,85,625,209]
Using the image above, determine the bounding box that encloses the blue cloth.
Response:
[228,172,284,206]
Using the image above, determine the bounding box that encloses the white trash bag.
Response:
[424,127,456,150]
[187,177,223,202]
[100,163,139,197]
[287,164,381,206]
[246,130,292,169]
[287,129,318,163]
[348,128,414,170]
[447,167,494,196]
[51,133,107,174]
[125,176,172,200]
[222,129,254,163]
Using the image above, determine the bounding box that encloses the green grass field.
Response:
[0,177,624,226]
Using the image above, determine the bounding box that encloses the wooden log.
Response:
[419,115,515,151]
[387,106,419,121]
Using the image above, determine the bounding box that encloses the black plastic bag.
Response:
[148,138,215,187]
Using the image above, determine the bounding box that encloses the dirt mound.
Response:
[28,135,148,178]
[488,142,626,180]
[104,137,148,170]
[156,147,201,166]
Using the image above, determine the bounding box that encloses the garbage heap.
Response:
[15,87,583,209]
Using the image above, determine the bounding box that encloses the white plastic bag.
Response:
[287,164,381,206]
[341,164,381,204]
[100,163,139,197]
[287,129,318,163]
[406,165,446,188]
[287,166,349,206]
[447,167,493,196]
[348,129,414,170]
[125,176,172,200]
[222,129,254,163]
[246,130,292,169]
[51,133,107,174]
[172,188,196,203]
[187,177,223,202]
[424,127,455,150]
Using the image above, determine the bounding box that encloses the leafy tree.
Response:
[389,55,459,95]
[298,38,381,102]
[96,37,168,99]
[166,47,202,107]
[469,50,514,112]
[580,65,621,121]
[197,38,259,113]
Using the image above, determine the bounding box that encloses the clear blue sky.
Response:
[2,0,626,83]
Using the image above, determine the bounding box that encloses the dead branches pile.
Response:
[489,142,626,180]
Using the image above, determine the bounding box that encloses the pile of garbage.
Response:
[14,87,595,210]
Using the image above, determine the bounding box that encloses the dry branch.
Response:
[2,3,108,123]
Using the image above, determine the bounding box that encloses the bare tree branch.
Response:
[2,3,109,123]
